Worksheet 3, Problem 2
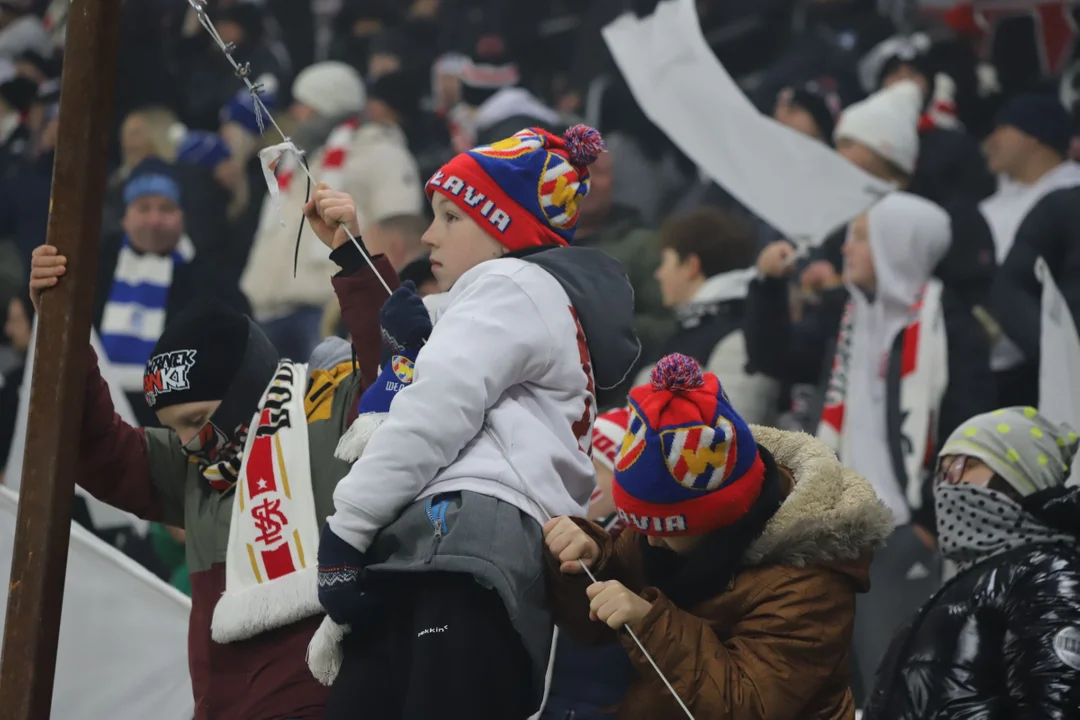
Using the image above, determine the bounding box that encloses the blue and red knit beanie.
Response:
[612,354,766,536]
[425,124,604,251]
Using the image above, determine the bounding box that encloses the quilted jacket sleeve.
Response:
[1002,557,1080,718]
[622,566,856,720]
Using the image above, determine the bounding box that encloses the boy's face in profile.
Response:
[423,193,508,291]
[842,213,876,292]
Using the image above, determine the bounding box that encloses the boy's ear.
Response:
[685,253,703,278]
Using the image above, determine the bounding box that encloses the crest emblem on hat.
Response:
[391,355,415,384]
[615,405,648,472]
[660,419,737,491]
[539,153,589,230]
[473,129,544,160]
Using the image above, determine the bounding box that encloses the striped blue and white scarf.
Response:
[100,235,196,392]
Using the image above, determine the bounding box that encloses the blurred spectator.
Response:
[774,79,843,143]
[178,0,288,131]
[96,158,249,426]
[103,107,184,236]
[0,74,34,171]
[177,130,250,226]
[367,67,452,181]
[328,0,400,77]
[989,186,1080,405]
[218,88,276,277]
[642,207,778,424]
[242,60,421,361]
[321,213,432,340]
[12,48,55,85]
[0,95,54,281]
[0,0,49,61]
[0,290,31,480]
[980,94,1080,406]
[448,31,564,152]
[835,78,920,186]
[570,148,671,386]
[860,32,995,206]
[748,0,894,112]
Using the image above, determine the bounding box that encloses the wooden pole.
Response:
[0,1,124,717]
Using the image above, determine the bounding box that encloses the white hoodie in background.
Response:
[841,192,951,525]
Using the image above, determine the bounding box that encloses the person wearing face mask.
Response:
[27,188,399,720]
[865,406,1080,719]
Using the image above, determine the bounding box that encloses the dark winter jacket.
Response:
[865,486,1080,720]
[989,186,1080,364]
[911,128,996,208]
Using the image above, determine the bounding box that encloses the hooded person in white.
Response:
[831,192,952,525]
[820,191,952,701]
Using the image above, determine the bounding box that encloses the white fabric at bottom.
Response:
[1037,257,1080,486]
[0,486,192,720]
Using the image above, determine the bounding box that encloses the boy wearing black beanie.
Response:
[27,186,399,720]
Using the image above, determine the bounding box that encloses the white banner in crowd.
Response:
[0,486,193,719]
[4,323,147,534]
[1036,257,1080,486]
[602,0,893,246]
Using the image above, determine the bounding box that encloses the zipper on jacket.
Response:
[424,495,450,562]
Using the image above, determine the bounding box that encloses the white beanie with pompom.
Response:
[291,61,366,119]
[834,79,923,175]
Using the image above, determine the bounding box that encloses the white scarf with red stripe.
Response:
[817,281,948,521]
[211,362,322,643]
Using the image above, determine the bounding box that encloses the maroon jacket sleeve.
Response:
[329,245,401,417]
[79,345,167,522]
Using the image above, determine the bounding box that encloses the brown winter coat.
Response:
[548,426,894,720]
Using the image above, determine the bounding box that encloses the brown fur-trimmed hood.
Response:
[744,425,895,570]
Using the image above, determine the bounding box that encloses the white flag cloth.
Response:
[1036,257,1080,486]
[601,0,893,246]
[0,486,192,720]
[4,322,148,534]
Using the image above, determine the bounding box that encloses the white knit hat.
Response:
[292,62,366,118]
[834,79,923,175]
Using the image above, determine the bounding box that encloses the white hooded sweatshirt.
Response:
[828,192,951,524]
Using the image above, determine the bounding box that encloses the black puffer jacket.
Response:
[865,486,1080,720]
